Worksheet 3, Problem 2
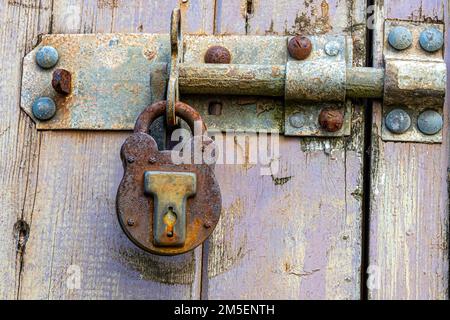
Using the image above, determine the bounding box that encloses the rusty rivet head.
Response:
[127,218,135,226]
[52,69,72,95]
[318,108,344,132]
[288,36,312,60]
[204,46,231,64]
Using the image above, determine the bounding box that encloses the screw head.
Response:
[289,112,306,128]
[419,27,444,53]
[288,36,312,60]
[388,26,413,51]
[127,218,135,226]
[204,46,231,64]
[417,110,443,135]
[385,109,411,134]
[324,41,341,56]
[52,69,72,95]
[35,46,59,69]
[318,108,344,132]
[32,97,56,120]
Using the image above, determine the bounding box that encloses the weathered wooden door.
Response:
[0,0,447,300]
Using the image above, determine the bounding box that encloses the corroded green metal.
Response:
[20,27,445,140]
[21,34,170,130]
[381,20,446,143]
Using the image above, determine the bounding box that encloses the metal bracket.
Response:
[21,19,446,142]
[381,20,446,143]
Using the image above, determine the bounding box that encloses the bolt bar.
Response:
[179,63,385,100]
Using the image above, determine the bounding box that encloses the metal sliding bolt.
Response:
[32,97,56,120]
[35,46,59,69]
[288,36,312,60]
[204,46,231,64]
[385,109,411,134]
[208,101,223,115]
[419,27,444,53]
[417,110,443,135]
[388,26,413,51]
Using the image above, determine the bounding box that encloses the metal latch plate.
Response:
[21,34,352,137]
[381,20,446,144]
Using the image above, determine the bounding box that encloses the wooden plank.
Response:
[17,0,214,299]
[368,0,448,300]
[205,0,367,299]
[0,0,52,300]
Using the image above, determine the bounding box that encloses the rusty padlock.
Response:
[116,101,221,255]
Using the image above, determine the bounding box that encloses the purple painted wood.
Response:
[16,0,215,300]
[368,0,448,300]
[205,0,367,299]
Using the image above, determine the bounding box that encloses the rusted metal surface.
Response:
[117,101,221,256]
[21,34,170,130]
[287,36,312,60]
[179,63,286,96]
[318,108,344,132]
[21,31,445,141]
[381,20,446,143]
[204,46,232,64]
[285,101,352,137]
[384,60,446,108]
[285,35,347,102]
[51,69,72,95]
[166,8,182,127]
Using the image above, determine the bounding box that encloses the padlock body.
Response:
[116,132,221,256]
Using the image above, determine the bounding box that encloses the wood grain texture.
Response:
[368,0,449,300]
[0,0,52,299]
[16,0,214,300]
[205,0,367,299]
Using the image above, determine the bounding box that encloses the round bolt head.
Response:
[35,46,59,69]
[289,112,306,128]
[319,108,344,132]
[385,109,411,134]
[32,97,56,121]
[419,27,444,53]
[388,26,413,51]
[204,46,231,64]
[288,36,312,60]
[417,110,443,135]
[324,41,341,56]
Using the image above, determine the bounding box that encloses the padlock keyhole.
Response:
[163,207,177,238]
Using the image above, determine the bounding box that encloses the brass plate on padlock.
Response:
[116,132,221,256]
[144,171,197,247]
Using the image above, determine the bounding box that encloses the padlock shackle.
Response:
[134,101,207,135]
